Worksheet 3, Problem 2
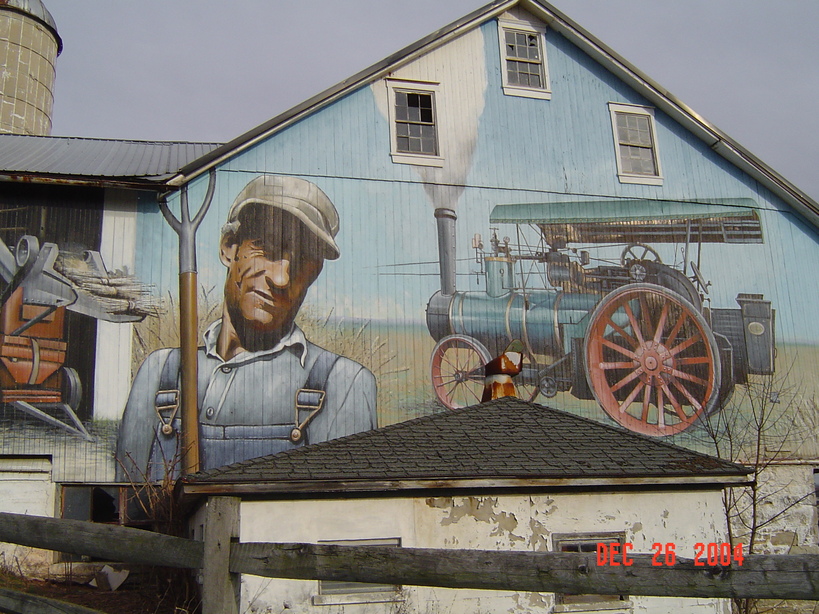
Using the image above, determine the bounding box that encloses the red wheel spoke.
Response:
[441,381,459,399]
[659,380,686,421]
[669,333,702,357]
[457,350,475,372]
[601,337,638,359]
[639,295,652,340]
[437,376,460,387]
[665,312,687,347]
[440,354,461,372]
[618,379,646,413]
[464,383,482,403]
[611,367,644,393]
[642,382,652,421]
[656,385,665,428]
[676,356,712,366]
[446,382,461,397]
[465,353,483,371]
[623,302,645,345]
[652,302,670,344]
[667,367,708,387]
[600,361,638,370]
[606,318,638,348]
[671,378,703,411]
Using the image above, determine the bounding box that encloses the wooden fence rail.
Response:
[0,588,106,614]
[0,511,817,602]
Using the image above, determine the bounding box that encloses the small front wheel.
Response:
[430,335,490,409]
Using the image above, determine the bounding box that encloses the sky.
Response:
[43,0,819,202]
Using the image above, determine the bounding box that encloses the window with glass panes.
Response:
[394,90,437,156]
[317,538,401,596]
[553,533,628,606]
[615,111,658,176]
[503,28,545,89]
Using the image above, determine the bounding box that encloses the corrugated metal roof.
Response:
[0,134,221,185]
[182,398,750,495]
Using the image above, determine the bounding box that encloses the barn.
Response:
[0,0,816,600]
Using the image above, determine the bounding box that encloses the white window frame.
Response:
[386,80,444,168]
[311,537,405,606]
[497,19,551,100]
[608,102,663,186]
[552,532,633,613]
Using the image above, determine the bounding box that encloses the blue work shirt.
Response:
[115,321,377,481]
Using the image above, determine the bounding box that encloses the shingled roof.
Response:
[181,398,750,496]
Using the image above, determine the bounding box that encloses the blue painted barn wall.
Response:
[115,10,819,473]
[0,5,816,520]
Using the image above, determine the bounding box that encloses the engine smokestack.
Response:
[435,207,457,296]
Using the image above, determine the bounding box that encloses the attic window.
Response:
[609,102,663,185]
[386,80,443,167]
[498,20,551,100]
[395,91,437,155]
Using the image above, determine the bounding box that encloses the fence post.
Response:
[203,496,240,614]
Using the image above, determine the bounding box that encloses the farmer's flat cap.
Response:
[227,175,340,260]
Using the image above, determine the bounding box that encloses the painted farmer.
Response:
[116,175,377,480]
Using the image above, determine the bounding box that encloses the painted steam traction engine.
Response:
[426,199,775,436]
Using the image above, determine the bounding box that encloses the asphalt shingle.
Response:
[184,399,749,487]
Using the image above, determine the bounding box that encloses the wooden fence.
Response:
[0,501,817,614]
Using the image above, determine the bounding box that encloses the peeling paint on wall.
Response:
[528,518,550,552]
[429,496,525,545]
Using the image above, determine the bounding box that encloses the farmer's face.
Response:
[221,211,322,337]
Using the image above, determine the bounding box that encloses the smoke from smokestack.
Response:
[373,27,487,212]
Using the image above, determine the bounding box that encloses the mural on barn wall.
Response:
[1,9,819,484]
[116,174,377,479]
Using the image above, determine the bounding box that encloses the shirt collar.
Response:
[203,319,309,366]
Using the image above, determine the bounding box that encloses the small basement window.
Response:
[609,102,663,185]
[386,80,443,167]
[60,484,152,561]
[312,538,404,606]
[498,19,551,99]
[553,533,632,612]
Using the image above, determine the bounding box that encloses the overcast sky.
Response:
[43,0,819,202]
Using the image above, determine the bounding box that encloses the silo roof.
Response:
[0,0,62,53]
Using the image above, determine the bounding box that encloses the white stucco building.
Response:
[181,398,751,614]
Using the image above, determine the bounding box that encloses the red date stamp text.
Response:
[596,542,744,566]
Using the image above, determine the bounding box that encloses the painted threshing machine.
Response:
[426,199,775,436]
[0,235,150,439]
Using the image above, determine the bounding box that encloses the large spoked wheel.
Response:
[431,335,491,409]
[584,283,720,437]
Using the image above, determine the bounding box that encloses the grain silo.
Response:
[0,0,61,135]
